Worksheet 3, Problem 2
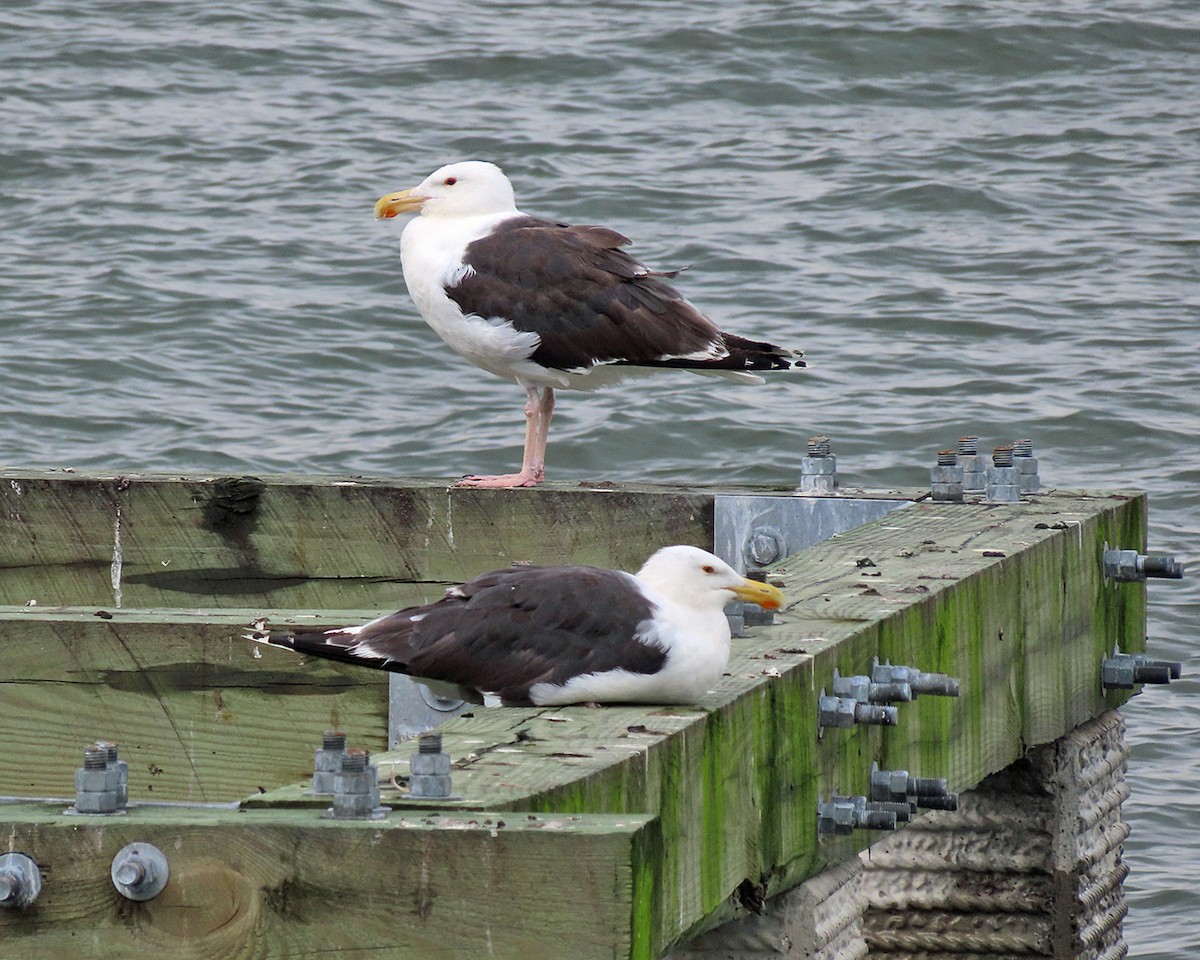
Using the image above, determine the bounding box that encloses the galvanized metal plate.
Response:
[388,675,470,749]
[714,494,913,573]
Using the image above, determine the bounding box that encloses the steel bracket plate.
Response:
[388,676,469,749]
[714,494,913,573]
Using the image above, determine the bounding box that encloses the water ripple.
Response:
[2,2,1199,952]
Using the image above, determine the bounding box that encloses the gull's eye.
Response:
[701,564,716,574]
[444,176,458,185]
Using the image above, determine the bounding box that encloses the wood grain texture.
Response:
[0,610,387,801]
[0,470,720,609]
[0,801,658,960]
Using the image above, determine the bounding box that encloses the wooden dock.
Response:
[0,470,1148,958]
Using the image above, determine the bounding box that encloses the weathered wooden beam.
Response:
[0,608,386,801]
[0,800,660,960]
[0,470,723,609]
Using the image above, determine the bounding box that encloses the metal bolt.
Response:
[0,853,42,909]
[410,733,454,799]
[341,749,369,773]
[323,748,390,820]
[313,730,347,795]
[831,670,912,704]
[418,686,466,713]
[71,743,121,815]
[323,731,347,750]
[744,526,786,568]
[866,800,914,823]
[110,842,169,901]
[1012,439,1041,494]
[1101,648,1183,690]
[914,793,959,811]
[869,763,957,811]
[986,446,1020,502]
[96,740,128,808]
[742,571,776,627]
[871,659,961,698]
[958,436,985,493]
[418,732,443,753]
[1103,547,1185,582]
[818,795,897,835]
[1142,556,1185,578]
[818,691,898,732]
[931,449,964,502]
[799,435,838,493]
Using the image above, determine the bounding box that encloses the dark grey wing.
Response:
[271,565,668,706]
[444,217,792,373]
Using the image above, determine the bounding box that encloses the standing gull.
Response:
[375,161,802,488]
[248,545,784,706]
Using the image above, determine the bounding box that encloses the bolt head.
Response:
[818,694,857,728]
[745,529,785,567]
[314,747,346,773]
[410,752,451,776]
[76,766,120,793]
[0,854,42,908]
[332,791,383,817]
[799,456,837,476]
[1103,549,1141,581]
[333,768,377,796]
[931,482,964,502]
[799,474,838,493]
[409,774,454,799]
[74,790,119,814]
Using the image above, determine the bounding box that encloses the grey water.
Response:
[2,0,1197,953]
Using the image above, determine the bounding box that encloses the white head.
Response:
[375,161,518,220]
[635,545,785,613]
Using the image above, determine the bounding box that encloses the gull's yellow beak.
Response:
[374,188,425,220]
[731,577,785,610]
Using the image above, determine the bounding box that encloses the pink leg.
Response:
[457,386,555,488]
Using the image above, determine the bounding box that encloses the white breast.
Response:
[401,213,545,383]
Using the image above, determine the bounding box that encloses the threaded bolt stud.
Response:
[323,731,346,751]
[341,748,369,772]
[418,732,443,754]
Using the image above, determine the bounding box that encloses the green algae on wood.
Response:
[0,473,1149,959]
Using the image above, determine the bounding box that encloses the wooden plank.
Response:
[1,470,722,609]
[0,800,660,960]
[0,609,387,801]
